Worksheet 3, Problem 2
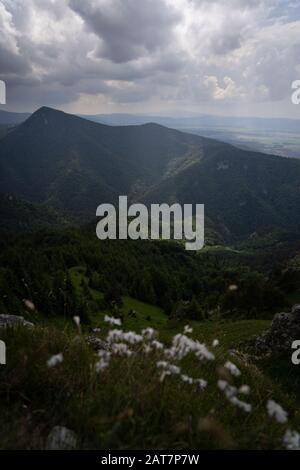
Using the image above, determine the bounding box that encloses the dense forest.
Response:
[1,225,300,324]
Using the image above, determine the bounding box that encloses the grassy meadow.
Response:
[1,284,300,450]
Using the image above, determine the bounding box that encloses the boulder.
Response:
[46,426,77,450]
[255,304,300,355]
[0,314,34,329]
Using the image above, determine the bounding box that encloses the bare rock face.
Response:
[46,426,77,450]
[255,304,300,355]
[0,314,34,329]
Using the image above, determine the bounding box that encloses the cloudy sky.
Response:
[0,0,300,118]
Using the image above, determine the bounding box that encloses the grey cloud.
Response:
[211,34,242,55]
[69,0,181,63]
[0,47,30,75]
[0,0,299,115]
[7,82,80,108]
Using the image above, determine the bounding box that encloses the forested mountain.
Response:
[0,107,204,221]
[142,138,300,237]
[0,194,68,231]
[1,106,300,239]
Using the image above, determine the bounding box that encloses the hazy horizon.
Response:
[2,106,300,123]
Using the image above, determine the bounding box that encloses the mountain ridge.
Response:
[1,106,300,239]
[2,108,300,132]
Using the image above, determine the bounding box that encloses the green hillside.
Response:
[143,138,300,238]
[1,107,300,239]
[1,108,300,450]
[0,194,69,231]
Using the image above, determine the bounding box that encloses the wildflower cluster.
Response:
[218,380,252,413]
[165,334,215,361]
[45,314,300,449]
[95,350,111,372]
[267,400,288,424]
[104,315,122,326]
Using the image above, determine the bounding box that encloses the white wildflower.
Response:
[230,396,252,413]
[217,380,227,392]
[194,344,215,361]
[159,370,171,382]
[93,327,101,333]
[218,380,251,412]
[95,350,111,372]
[104,315,122,326]
[157,362,206,389]
[47,353,63,368]
[239,385,250,395]
[194,378,208,390]
[151,340,164,350]
[181,374,194,384]
[168,364,181,375]
[95,358,109,372]
[23,299,35,311]
[111,342,133,357]
[73,316,80,326]
[106,329,124,342]
[165,334,214,361]
[106,329,142,344]
[228,284,238,291]
[141,327,156,340]
[283,429,300,450]
[156,360,168,368]
[181,374,207,390]
[122,331,143,344]
[98,350,111,360]
[218,380,237,399]
[157,361,181,375]
[224,361,241,377]
[267,400,288,424]
[183,325,193,334]
[212,339,219,348]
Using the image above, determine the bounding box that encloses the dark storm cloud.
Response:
[69,0,181,63]
[0,0,299,115]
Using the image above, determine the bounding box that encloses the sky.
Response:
[0,0,300,118]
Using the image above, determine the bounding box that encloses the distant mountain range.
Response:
[1,108,300,132]
[2,108,300,158]
[1,106,300,240]
[0,110,31,125]
[81,113,300,134]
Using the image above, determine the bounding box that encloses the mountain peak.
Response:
[36,106,62,113]
[31,106,66,119]
[21,106,83,131]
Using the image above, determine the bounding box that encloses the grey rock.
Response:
[292,304,300,314]
[255,304,300,355]
[0,314,34,329]
[46,426,77,450]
